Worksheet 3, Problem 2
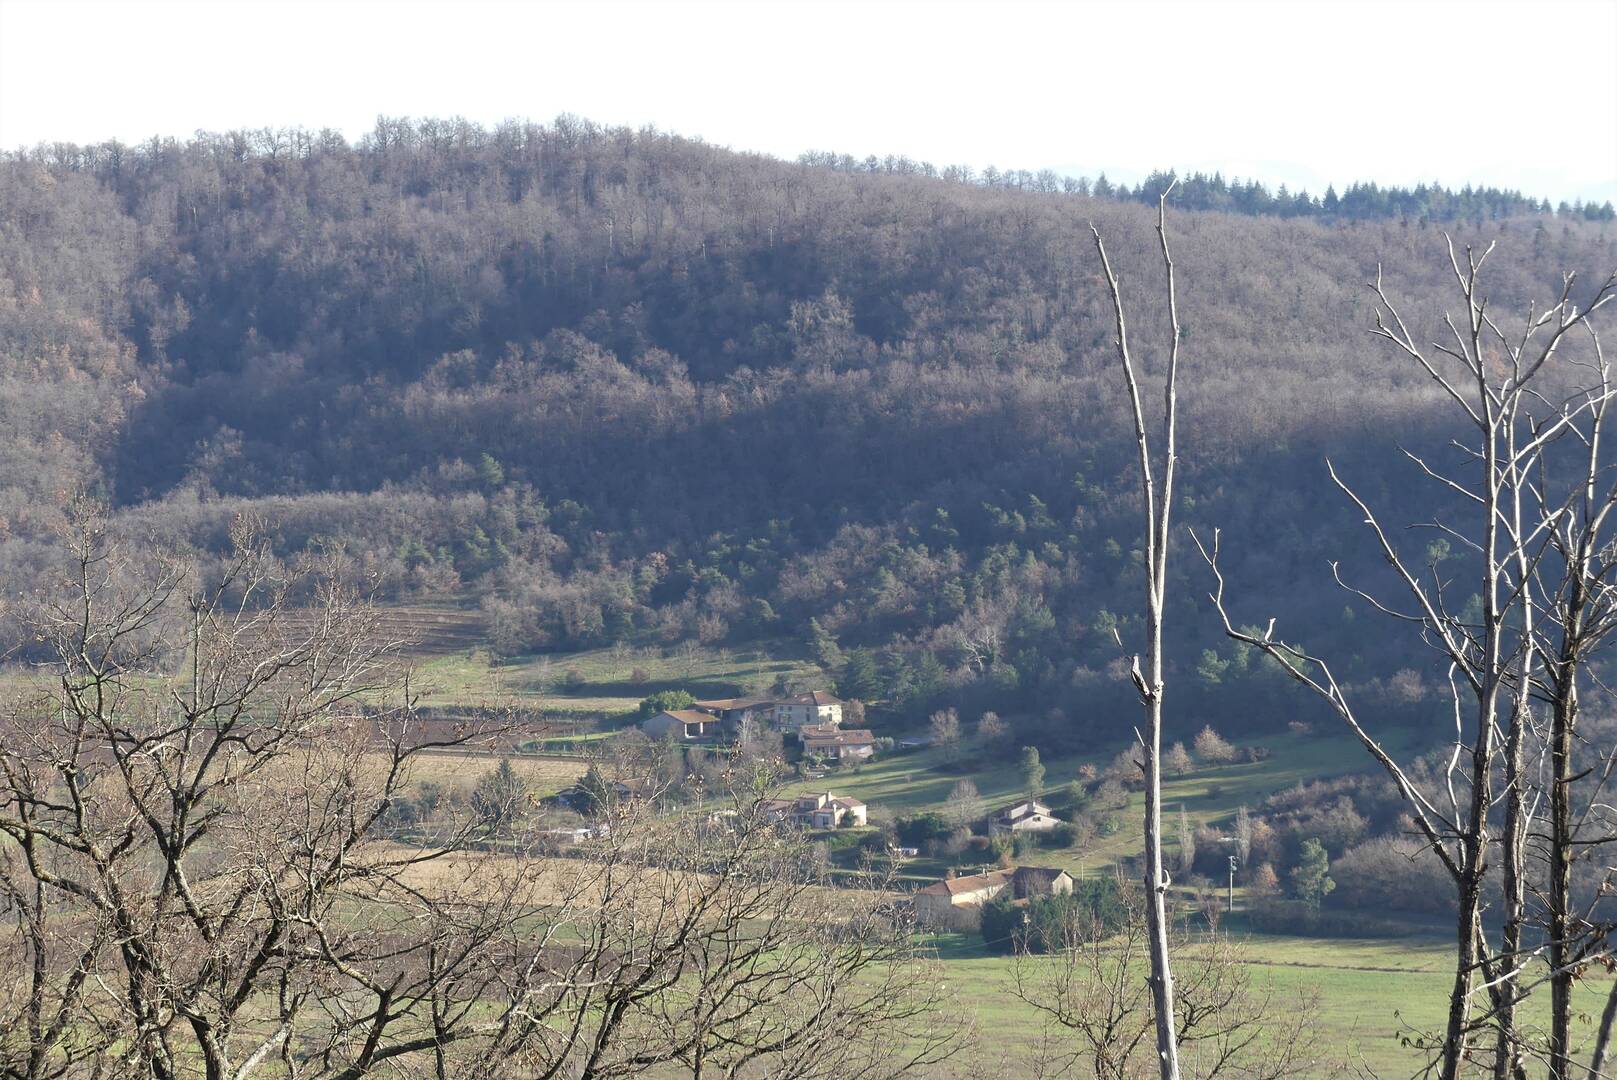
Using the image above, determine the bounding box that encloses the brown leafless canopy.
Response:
[0,507,963,1080]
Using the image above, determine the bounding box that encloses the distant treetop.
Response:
[796,152,1613,225]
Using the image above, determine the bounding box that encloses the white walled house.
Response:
[772,691,844,730]
[989,799,1064,834]
[760,791,867,829]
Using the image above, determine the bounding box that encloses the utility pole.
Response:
[1228,854,1238,913]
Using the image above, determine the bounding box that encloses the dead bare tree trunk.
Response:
[1090,179,1183,1080]
[1531,324,1617,1080]
[1493,393,1542,1080]
[1592,979,1617,1079]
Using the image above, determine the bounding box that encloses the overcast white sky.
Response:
[2,0,1614,204]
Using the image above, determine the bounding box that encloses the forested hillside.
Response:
[4,115,1615,746]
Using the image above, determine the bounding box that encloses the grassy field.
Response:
[771,719,1554,1077]
[402,749,586,798]
[410,639,821,718]
[6,598,1564,1076]
[926,929,1616,1077]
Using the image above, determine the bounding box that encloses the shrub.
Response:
[636,689,695,719]
[896,812,951,848]
[1045,823,1080,848]
[980,878,1128,954]
[1332,835,1454,915]
[821,829,864,851]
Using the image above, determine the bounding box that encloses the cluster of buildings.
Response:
[913,864,1074,926]
[622,688,1076,929]
[641,690,878,762]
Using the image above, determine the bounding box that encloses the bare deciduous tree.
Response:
[1091,179,1186,1080]
[485,782,963,1080]
[1012,878,1320,1080]
[1196,242,1617,1079]
[0,509,962,1080]
[929,707,962,766]
[946,778,985,829]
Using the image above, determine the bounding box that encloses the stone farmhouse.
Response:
[912,865,1074,927]
[642,690,847,744]
[770,691,845,730]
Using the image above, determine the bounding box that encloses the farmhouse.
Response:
[643,709,726,742]
[912,865,1074,926]
[672,690,847,735]
[760,790,868,829]
[772,691,844,730]
[989,798,1064,834]
[798,724,876,761]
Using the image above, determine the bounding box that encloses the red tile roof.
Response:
[916,869,1014,897]
[915,865,1070,897]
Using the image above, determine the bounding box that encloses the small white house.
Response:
[990,799,1064,834]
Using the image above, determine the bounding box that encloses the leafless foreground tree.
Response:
[1090,180,1186,1080]
[1010,878,1321,1080]
[1196,243,1617,1079]
[0,508,961,1079]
